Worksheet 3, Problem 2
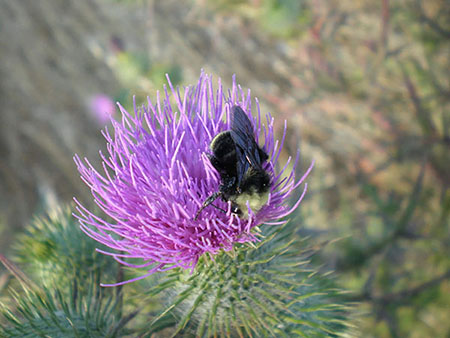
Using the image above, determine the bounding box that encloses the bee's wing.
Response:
[230,106,264,185]
[230,106,254,142]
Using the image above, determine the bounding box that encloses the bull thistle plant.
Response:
[0,73,354,337]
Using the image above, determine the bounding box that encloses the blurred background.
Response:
[0,0,448,336]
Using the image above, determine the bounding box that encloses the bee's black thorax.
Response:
[209,131,237,179]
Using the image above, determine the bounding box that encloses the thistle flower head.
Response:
[89,93,116,125]
[74,72,312,285]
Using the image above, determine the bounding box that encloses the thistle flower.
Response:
[74,72,313,285]
[88,93,116,125]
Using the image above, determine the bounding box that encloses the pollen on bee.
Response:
[234,190,269,219]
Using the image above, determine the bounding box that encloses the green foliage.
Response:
[13,206,117,286]
[112,50,183,112]
[256,0,450,336]
[208,0,311,39]
[144,222,353,337]
[0,277,124,337]
[0,206,128,337]
[259,0,311,38]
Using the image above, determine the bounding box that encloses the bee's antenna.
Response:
[194,191,222,220]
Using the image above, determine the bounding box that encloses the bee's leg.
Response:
[194,191,221,220]
[210,204,227,214]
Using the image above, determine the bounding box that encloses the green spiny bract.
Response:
[0,205,127,337]
[13,205,117,287]
[0,276,124,338]
[144,222,353,337]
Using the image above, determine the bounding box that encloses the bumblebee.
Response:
[195,105,271,219]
